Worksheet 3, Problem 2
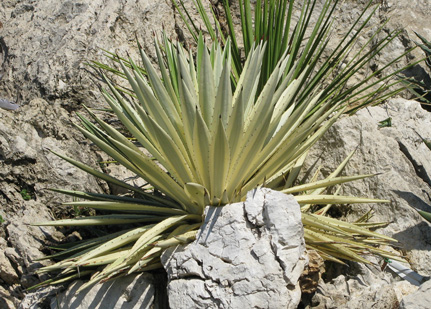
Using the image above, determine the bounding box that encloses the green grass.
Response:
[20,189,32,201]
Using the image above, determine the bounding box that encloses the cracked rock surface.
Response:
[304,98,431,307]
[161,188,307,309]
[0,1,187,306]
[48,273,155,309]
[400,279,431,309]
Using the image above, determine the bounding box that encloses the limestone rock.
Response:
[0,98,105,305]
[308,262,418,309]
[0,285,16,309]
[0,0,187,305]
[400,279,431,309]
[19,286,61,309]
[304,98,431,307]
[162,188,307,309]
[52,273,155,309]
[0,0,180,109]
[0,237,18,285]
[306,98,431,273]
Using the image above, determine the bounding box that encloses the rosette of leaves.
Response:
[33,35,400,292]
[171,0,411,112]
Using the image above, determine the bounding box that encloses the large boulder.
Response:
[161,188,307,309]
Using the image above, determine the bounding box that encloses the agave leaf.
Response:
[129,227,198,274]
[300,148,357,212]
[198,45,216,126]
[154,39,180,109]
[304,228,369,264]
[33,215,162,226]
[60,201,187,215]
[87,215,197,285]
[49,150,152,198]
[126,214,200,263]
[139,47,182,131]
[210,118,230,201]
[80,248,132,267]
[47,188,173,207]
[36,229,131,262]
[29,270,94,291]
[306,213,395,241]
[282,174,376,194]
[417,209,431,223]
[295,195,390,206]
[283,151,308,189]
[179,78,198,152]
[128,250,163,275]
[184,182,208,210]
[69,225,156,268]
[145,114,195,185]
[102,134,191,208]
[302,213,352,237]
[354,222,389,228]
[313,186,341,215]
[213,52,232,130]
[193,110,211,192]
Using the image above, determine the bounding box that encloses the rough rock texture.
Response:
[308,261,418,309]
[50,273,155,309]
[400,279,431,309]
[161,188,307,309]
[303,98,431,307]
[291,0,431,99]
[299,250,325,294]
[0,98,104,307]
[0,0,186,306]
[0,0,181,108]
[0,0,430,307]
[19,286,61,309]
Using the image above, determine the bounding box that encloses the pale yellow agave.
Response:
[34,36,399,291]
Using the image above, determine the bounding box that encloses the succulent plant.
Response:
[402,32,431,104]
[173,0,410,113]
[33,0,406,291]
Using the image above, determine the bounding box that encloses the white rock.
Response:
[400,279,431,308]
[310,262,418,308]
[304,98,431,307]
[162,188,307,309]
[52,273,154,309]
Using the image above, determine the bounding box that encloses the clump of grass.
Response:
[20,189,31,201]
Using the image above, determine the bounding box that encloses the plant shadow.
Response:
[391,190,431,250]
[197,206,222,244]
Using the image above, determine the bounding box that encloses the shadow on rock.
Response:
[392,222,431,250]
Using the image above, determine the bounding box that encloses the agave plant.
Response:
[401,32,431,104]
[171,0,412,113]
[33,32,401,292]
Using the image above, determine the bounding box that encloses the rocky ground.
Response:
[1,0,431,308]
